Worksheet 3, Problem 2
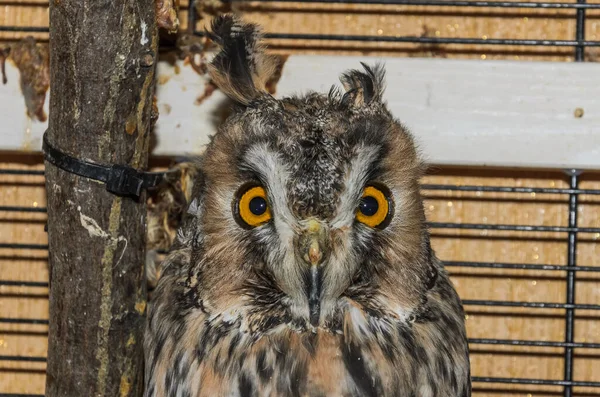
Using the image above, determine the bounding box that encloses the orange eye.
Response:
[235,185,272,228]
[355,185,393,229]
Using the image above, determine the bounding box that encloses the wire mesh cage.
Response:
[1,1,600,397]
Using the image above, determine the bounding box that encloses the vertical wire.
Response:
[575,0,586,61]
[188,0,197,34]
[563,170,580,397]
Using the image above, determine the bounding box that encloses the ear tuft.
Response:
[206,15,279,106]
[340,62,386,107]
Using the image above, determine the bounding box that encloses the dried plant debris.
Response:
[156,0,180,33]
[147,161,197,252]
[177,33,213,75]
[194,80,218,105]
[146,161,198,289]
[1,37,50,122]
[195,0,232,22]
[151,94,160,125]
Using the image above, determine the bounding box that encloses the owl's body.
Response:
[147,253,469,397]
[145,15,471,397]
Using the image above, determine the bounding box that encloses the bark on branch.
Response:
[44,1,157,396]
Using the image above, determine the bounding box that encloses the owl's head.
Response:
[183,15,435,330]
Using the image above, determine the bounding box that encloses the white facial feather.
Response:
[331,145,380,229]
[242,144,308,312]
[243,143,297,236]
[240,143,389,323]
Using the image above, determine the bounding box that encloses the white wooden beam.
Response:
[1,55,599,169]
[0,59,49,152]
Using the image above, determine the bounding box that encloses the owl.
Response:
[144,15,471,397]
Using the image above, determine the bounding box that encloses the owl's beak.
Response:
[298,220,326,327]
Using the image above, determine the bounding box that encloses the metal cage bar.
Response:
[575,0,587,61]
[1,168,600,391]
[3,2,600,57]
[2,0,600,395]
[192,0,600,53]
[225,0,600,8]
[563,171,580,397]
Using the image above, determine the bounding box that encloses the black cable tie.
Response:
[42,131,171,199]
